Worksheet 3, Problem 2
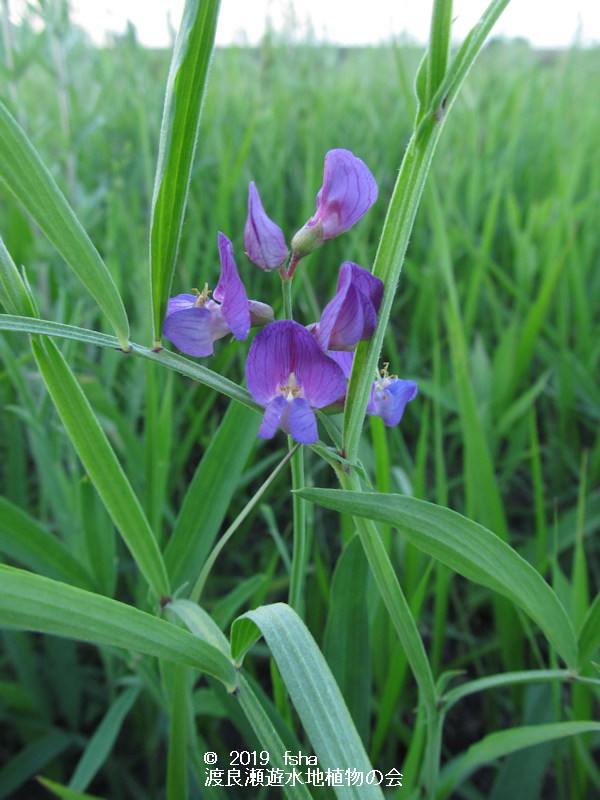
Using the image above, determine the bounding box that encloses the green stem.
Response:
[166,664,189,800]
[281,274,293,320]
[190,444,300,602]
[288,440,307,615]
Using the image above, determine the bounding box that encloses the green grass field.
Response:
[1,2,599,798]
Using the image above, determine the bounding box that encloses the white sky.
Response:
[18,0,600,48]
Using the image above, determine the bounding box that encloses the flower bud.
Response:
[244,182,288,270]
[292,149,377,260]
[290,220,324,258]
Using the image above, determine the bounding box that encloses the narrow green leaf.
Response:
[236,673,314,800]
[168,598,230,655]
[30,336,169,597]
[0,565,237,689]
[427,0,453,106]
[442,669,574,711]
[437,722,600,800]
[165,400,259,590]
[0,314,260,412]
[323,536,371,745]
[38,777,106,800]
[69,686,140,792]
[0,730,71,800]
[166,665,190,800]
[0,235,37,317]
[211,574,267,630]
[432,0,513,116]
[0,103,129,349]
[333,475,439,794]
[298,489,578,668]
[232,603,384,800]
[578,592,600,666]
[0,495,96,590]
[150,0,221,344]
[342,0,512,462]
[230,617,262,665]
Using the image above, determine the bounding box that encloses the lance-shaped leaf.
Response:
[0,565,237,689]
[297,489,579,668]
[149,0,222,346]
[438,722,600,799]
[342,0,512,461]
[31,335,170,599]
[0,314,261,412]
[232,602,384,800]
[0,103,129,349]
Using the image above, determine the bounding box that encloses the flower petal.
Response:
[327,350,355,379]
[248,299,275,328]
[246,320,347,408]
[163,307,218,357]
[316,275,364,350]
[345,261,384,312]
[289,397,318,444]
[166,293,196,315]
[244,182,288,270]
[214,232,251,341]
[368,379,418,426]
[308,149,378,240]
[258,395,289,440]
[315,262,383,350]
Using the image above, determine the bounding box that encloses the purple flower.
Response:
[367,364,418,427]
[246,320,347,444]
[327,350,355,379]
[244,182,289,270]
[326,352,418,426]
[163,232,273,357]
[291,149,378,258]
[312,262,384,351]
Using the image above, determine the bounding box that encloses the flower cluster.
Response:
[163,149,417,444]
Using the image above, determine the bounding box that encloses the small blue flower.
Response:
[367,364,418,426]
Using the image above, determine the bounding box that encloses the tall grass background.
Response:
[0,2,599,798]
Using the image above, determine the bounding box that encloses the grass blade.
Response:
[0,731,71,800]
[232,602,384,800]
[0,565,237,688]
[164,400,259,591]
[426,0,453,106]
[342,0,512,462]
[323,535,371,745]
[150,0,222,345]
[0,314,260,412]
[0,103,129,349]
[38,778,106,800]
[0,235,37,317]
[69,685,141,792]
[437,721,600,800]
[578,592,600,666]
[31,335,170,598]
[298,489,579,668]
[236,674,313,800]
[0,496,96,591]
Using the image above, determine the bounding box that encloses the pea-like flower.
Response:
[326,352,418,426]
[367,364,418,427]
[291,149,378,258]
[246,320,347,444]
[163,232,273,357]
[312,262,384,351]
[244,182,288,271]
